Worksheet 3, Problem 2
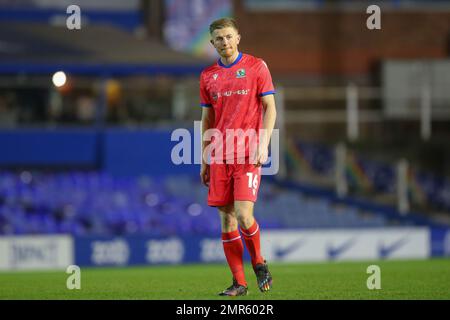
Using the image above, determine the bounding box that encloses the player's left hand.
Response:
[255,145,268,167]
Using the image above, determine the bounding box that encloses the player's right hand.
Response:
[200,164,210,187]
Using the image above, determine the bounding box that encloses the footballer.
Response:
[200,18,277,296]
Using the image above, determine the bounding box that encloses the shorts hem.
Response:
[234,197,257,203]
[208,198,257,206]
[208,200,233,207]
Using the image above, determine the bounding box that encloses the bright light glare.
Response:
[52,71,67,87]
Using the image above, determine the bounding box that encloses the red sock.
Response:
[222,230,246,287]
[240,220,264,268]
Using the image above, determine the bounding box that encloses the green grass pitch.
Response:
[0,259,449,299]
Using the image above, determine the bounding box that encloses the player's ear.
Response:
[210,39,214,46]
[236,34,241,44]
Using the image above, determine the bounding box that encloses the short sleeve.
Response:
[257,60,276,97]
[200,72,212,107]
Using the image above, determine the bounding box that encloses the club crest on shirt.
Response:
[236,69,246,78]
[213,74,218,80]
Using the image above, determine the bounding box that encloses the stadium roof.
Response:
[0,22,211,76]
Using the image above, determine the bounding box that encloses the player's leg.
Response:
[234,164,264,266]
[217,204,248,296]
[234,164,272,292]
[208,163,247,296]
[234,200,272,292]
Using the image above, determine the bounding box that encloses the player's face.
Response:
[210,27,241,58]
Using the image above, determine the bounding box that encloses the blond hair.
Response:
[209,17,239,35]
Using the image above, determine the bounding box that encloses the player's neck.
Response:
[220,51,240,66]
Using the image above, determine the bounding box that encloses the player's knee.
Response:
[235,202,254,226]
[218,207,238,231]
[220,214,238,231]
[236,212,254,229]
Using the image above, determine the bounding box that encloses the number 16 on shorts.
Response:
[247,172,259,196]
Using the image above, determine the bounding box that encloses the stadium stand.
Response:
[0,170,438,237]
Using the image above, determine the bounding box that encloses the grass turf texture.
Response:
[0,259,449,300]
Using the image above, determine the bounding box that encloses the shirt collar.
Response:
[218,52,243,68]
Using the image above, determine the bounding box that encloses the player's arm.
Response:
[256,94,277,167]
[200,106,215,186]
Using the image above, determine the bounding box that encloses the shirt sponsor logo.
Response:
[212,89,250,100]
